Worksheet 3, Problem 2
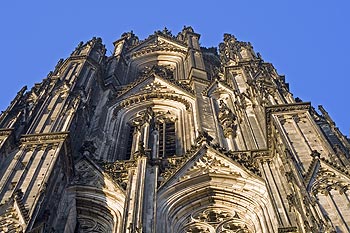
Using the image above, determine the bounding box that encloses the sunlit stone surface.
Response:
[0,27,349,232]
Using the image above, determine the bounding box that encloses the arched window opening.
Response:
[122,107,178,160]
[158,120,176,158]
[125,125,135,160]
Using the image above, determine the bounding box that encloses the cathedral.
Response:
[0,27,349,233]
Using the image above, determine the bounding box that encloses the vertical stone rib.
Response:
[328,189,350,231]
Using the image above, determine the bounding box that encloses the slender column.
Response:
[143,164,158,233]
[124,156,147,233]
[131,129,141,157]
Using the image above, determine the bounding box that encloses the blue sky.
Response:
[0,1,349,135]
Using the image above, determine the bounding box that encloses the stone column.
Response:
[124,156,147,233]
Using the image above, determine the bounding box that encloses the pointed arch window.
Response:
[123,108,177,160]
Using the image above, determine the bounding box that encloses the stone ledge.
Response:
[20,132,69,145]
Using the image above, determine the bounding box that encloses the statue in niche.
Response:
[218,100,237,138]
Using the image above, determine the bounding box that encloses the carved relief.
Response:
[73,160,105,188]
[184,225,212,233]
[20,132,68,145]
[76,217,112,233]
[225,151,261,176]
[140,81,168,93]
[180,152,242,181]
[219,34,256,65]
[312,167,350,195]
[218,100,237,138]
[0,204,23,233]
[183,208,252,233]
[140,64,175,79]
[102,160,136,190]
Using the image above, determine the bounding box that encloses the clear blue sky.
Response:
[0,1,349,135]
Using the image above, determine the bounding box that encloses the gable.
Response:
[72,157,126,195]
[205,80,233,98]
[127,35,187,57]
[159,145,264,191]
[117,75,194,99]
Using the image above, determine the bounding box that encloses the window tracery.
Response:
[182,208,252,233]
[125,107,177,159]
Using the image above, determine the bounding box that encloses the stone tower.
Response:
[0,27,349,233]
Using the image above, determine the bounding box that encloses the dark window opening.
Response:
[125,125,134,160]
[159,121,176,158]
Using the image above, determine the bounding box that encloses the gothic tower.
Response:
[0,27,349,232]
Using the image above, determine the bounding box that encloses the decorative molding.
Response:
[278,227,298,233]
[311,166,350,195]
[20,132,69,145]
[119,92,191,110]
[115,65,195,99]
[265,102,311,149]
[126,35,187,59]
[159,142,263,188]
[101,160,136,190]
[0,128,13,137]
[319,157,350,178]
[266,102,311,117]
[224,150,261,176]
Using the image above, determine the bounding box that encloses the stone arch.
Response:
[102,96,197,161]
[126,51,187,83]
[311,168,350,230]
[74,186,124,233]
[157,172,277,233]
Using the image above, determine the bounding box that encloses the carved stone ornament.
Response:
[140,81,168,93]
[76,217,112,233]
[180,152,235,180]
[140,64,175,79]
[129,36,187,58]
[219,33,255,65]
[312,167,350,195]
[218,100,237,138]
[184,225,212,233]
[101,160,136,190]
[224,151,261,176]
[72,160,106,189]
[119,92,191,110]
[183,208,252,233]
[20,132,68,145]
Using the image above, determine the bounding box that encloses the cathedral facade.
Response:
[0,27,349,233]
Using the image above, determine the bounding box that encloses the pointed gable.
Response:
[159,145,264,191]
[72,157,126,195]
[126,34,188,58]
[116,74,194,100]
[179,147,250,181]
[111,65,196,111]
